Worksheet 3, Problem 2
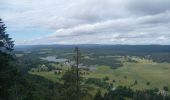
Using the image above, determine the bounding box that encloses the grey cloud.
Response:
[1,0,170,45]
[127,0,170,15]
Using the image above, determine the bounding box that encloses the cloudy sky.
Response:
[1,0,170,45]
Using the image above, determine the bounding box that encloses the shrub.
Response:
[134,80,138,85]
[163,86,169,91]
[85,78,109,88]
[146,82,150,86]
[103,76,109,81]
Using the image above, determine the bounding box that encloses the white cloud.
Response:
[1,0,170,45]
[158,36,166,40]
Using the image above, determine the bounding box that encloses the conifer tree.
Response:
[0,18,14,51]
[0,18,15,100]
[60,47,90,100]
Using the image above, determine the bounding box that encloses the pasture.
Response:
[30,56,170,92]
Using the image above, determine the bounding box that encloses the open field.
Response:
[87,62,170,90]
[30,56,170,92]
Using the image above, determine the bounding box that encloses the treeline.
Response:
[94,86,170,100]
[82,57,123,69]
[80,45,170,63]
[15,44,170,63]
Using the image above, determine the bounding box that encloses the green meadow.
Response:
[30,56,170,92]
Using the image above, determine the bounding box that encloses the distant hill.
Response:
[15,44,170,53]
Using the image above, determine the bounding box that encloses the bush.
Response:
[163,86,169,91]
[85,78,109,88]
[134,80,138,85]
[103,76,109,81]
[146,82,150,86]
[113,80,116,83]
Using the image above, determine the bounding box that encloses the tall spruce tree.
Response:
[60,47,82,100]
[0,18,15,100]
[60,47,90,100]
[0,18,14,51]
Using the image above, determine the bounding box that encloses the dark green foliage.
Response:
[11,74,62,100]
[0,18,15,100]
[99,86,170,100]
[113,80,116,83]
[79,45,170,63]
[85,78,109,89]
[16,52,52,73]
[146,82,150,86]
[94,90,103,100]
[82,57,123,69]
[103,86,132,100]
[60,68,90,100]
[103,76,109,81]
[0,19,62,100]
[134,80,138,85]
[0,18,14,51]
[163,86,169,91]
[60,69,78,100]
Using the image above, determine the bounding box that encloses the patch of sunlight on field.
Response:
[15,54,24,57]
[86,60,170,90]
[131,56,154,63]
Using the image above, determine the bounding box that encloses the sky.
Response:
[1,0,170,45]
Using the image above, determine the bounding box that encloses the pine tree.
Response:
[0,18,14,51]
[0,18,15,100]
[60,47,90,100]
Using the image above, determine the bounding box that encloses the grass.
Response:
[30,56,170,92]
[15,53,24,57]
[86,58,170,91]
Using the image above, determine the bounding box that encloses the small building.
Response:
[38,64,48,72]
